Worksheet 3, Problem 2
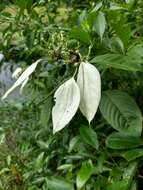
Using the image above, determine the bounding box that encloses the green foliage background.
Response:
[1,0,143,189]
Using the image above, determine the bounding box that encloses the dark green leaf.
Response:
[70,27,90,44]
[106,181,129,190]
[45,177,74,190]
[68,136,81,153]
[79,125,99,150]
[91,54,143,71]
[100,90,142,136]
[35,152,44,170]
[121,148,143,161]
[40,97,52,127]
[76,160,94,189]
[106,132,143,149]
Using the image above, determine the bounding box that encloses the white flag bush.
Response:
[52,61,101,133]
[2,60,101,133]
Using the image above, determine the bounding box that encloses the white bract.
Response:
[0,54,4,62]
[77,61,101,123]
[20,77,29,94]
[12,67,22,79]
[52,78,80,134]
[2,58,101,133]
[1,59,42,100]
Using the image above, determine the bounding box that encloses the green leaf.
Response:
[100,90,142,136]
[106,132,143,149]
[106,181,129,190]
[68,136,81,153]
[40,97,52,127]
[123,162,137,186]
[70,27,91,44]
[76,160,94,189]
[57,164,73,170]
[111,37,125,53]
[91,54,142,71]
[121,148,143,161]
[94,11,106,41]
[127,44,143,59]
[35,152,44,170]
[79,125,99,150]
[130,181,137,190]
[45,177,74,190]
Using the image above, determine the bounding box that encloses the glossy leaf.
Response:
[77,61,101,123]
[52,78,80,133]
[79,125,99,150]
[100,90,142,136]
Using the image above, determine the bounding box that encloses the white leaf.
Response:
[20,77,29,94]
[12,67,22,79]
[52,78,80,134]
[77,61,101,123]
[0,54,4,62]
[1,59,42,100]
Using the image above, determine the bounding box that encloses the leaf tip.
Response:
[53,127,59,134]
